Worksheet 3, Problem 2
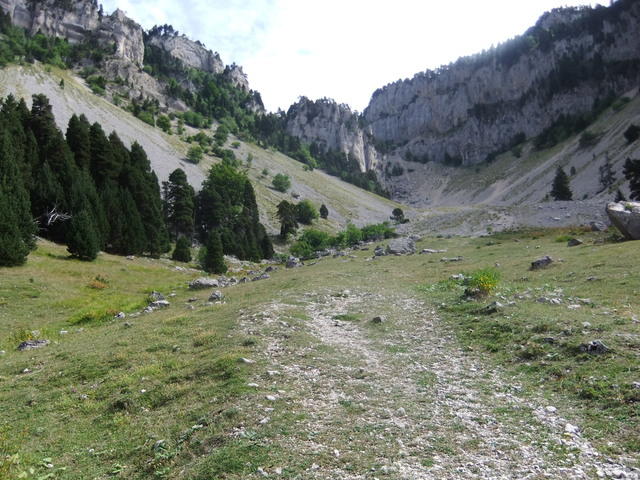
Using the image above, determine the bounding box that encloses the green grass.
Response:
[1,226,639,478]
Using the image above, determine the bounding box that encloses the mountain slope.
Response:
[0,63,403,234]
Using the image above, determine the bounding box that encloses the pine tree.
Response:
[89,122,118,185]
[598,153,616,193]
[163,168,195,240]
[319,204,329,219]
[0,131,36,266]
[66,114,91,170]
[171,236,192,263]
[623,157,640,200]
[551,167,573,201]
[203,230,227,274]
[66,209,99,261]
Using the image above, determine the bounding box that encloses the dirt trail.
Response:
[238,289,639,479]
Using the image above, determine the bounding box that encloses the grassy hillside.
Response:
[1,228,638,478]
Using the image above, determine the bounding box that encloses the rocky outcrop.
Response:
[0,0,144,66]
[223,64,249,91]
[363,1,640,166]
[286,97,380,172]
[606,201,640,240]
[146,32,224,74]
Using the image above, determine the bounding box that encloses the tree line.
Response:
[0,93,272,268]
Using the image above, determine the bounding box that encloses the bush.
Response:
[295,200,318,224]
[464,268,500,298]
[272,173,291,192]
[361,222,395,241]
[319,204,328,219]
[187,145,203,164]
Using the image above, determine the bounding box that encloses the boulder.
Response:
[17,339,50,351]
[370,316,385,324]
[530,256,553,270]
[606,201,640,240]
[567,238,583,247]
[251,274,270,282]
[286,256,302,268]
[149,291,165,301]
[386,237,416,255]
[441,256,463,262]
[420,248,447,254]
[189,277,219,290]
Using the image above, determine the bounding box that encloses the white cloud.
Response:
[101,0,597,112]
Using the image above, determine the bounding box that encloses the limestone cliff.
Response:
[363,1,640,166]
[285,97,380,172]
[0,0,144,66]
[146,30,224,74]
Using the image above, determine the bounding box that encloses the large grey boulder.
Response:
[606,201,640,240]
[189,278,219,290]
[286,256,302,268]
[386,237,416,255]
[530,256,553,270]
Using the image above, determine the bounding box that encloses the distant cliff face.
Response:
[363,1,640,166]
[0,0,144,66]
[285,97,380,172]
[146,32,224,74]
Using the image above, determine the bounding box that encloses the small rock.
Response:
[187,297,198,303]
[257,466,268,477]
[545,406,557,414]
[0,350,5,355]
[247,383,259,388]
[450,274,466,281]
[567,238,583,247]
[114,312,126,319]
[286,256,302,268]
[371,316,385,324]
[440,256,463,262]
[252,274,270,282]
[208,290,224,302]
[374,246,387,257]
[396,407,406,416]
[259,417,270,424]
[239,277,249,283]
[579,340,610,355]
[420,248,447,254]
[239,357,255,364]
[17,340,50,351]
[590,221,607,232]
[59,330,68,335]
[149,300,170,309]
[582,322,592,328]
[149,291,165,301]
[264,266,278,273]
[189,277,219,290]
[530,256,553,270]
[126,255,135,260]
[482,301,503,315]
[564,423,580,435]
[274,467,282,475]
[587,276,598,281]
[265,395,277,401]
[567,304,581,310]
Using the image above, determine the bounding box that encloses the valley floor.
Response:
[1,231,639,479]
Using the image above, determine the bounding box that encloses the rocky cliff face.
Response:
[363,1,640,166]
[285,97,380,172]
[146,32,224,74]
[0,0,144,66]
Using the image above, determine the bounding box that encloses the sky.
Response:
[100,0,599,113]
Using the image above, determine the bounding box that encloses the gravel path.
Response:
[238,288,639,479]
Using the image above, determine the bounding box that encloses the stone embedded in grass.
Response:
[149,300,170,309]
[149,291,165,301]
[482,301,504,315]
[579,340,610,355]
[441,256,463,262]
[371,316,385,324]
[567,238,583,247]
[265,395,277,401]
[114,312,126,319]
[17,339,50,351]
[286,256,302,268]
[208,290,224,302]
[590,221,608,232]
[530,256,553,270]
[386,237,416,255]
[239,357,255,364]
[189,277,219,290]
[251,274,270,282]
[374,245,387,256]
[420,248,447,254]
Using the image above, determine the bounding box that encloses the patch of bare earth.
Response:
[237,289,639,479]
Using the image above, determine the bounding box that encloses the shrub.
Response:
[187,145,203,164]
[361,222,395,241]
[272,173,291,192]
[319,204,328,219]
[464,268,500,298]
[295,200,318,224]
